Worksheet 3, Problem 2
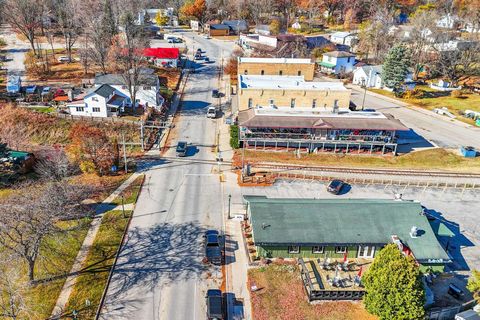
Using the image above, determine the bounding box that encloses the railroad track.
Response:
[138,156,480,179]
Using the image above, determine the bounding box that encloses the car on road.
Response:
[327,179,345,195]
[206,289,224,320]
[168,37,182,43]
[176,141,188,157]
[204,230,222,265]
[206,106,217,118]
[212,90,221,98]
[203,34,212,39]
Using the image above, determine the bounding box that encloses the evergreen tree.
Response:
[363,244,426,320]
[382,45,411,93]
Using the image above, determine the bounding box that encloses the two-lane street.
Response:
[100,32,233,320]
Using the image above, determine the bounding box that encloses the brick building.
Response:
[238,57,315,81]
[237,75,350,111]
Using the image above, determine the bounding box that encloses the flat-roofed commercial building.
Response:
[238,75,350,112]
[238,57,316,80]
[238,106,408,155]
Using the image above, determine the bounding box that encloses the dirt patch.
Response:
[248,262,376,320]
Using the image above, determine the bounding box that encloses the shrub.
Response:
[451,90,463,98]
[230,125,239,149]
[403,89,423,99]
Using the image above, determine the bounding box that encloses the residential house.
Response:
[329,31,358,47]
[222,20,248,34]
[238,57,315,80]
[67,70,164,118]
[206,24,230,36]
[138,8,177,26]
[353,65,413,89]
[244,196,451,272]
[237,75,350,111]
[436,14,459,29]
[143,47,180,68]
[239,34,308,58]
[239,34,278,52]
[319,51,355,74]
[190,20,200,31]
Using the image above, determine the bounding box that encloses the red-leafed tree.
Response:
[67,123,116,175]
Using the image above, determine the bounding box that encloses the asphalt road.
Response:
[349,87,480,150]
[99,33,234,320]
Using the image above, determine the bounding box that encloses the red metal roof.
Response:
[143,48,179,59]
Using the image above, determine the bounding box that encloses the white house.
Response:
[319,51,355,75]
[190,20,200,31]
[67,84,129,117]
[329,31,358,47]
[353,65,413,89]
[436,14,458,29]
[67,70,164,118]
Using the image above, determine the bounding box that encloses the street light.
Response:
[361,79,367,111]
[228,194,232,219]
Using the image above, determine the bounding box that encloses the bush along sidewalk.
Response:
[63,175,145,318]
[230,125,239,149]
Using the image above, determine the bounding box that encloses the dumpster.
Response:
[460,146,477,158]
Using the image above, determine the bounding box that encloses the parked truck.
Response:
[206,289,224,320]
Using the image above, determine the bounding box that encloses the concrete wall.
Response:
[238,61,315,81]
[238,87,351,111]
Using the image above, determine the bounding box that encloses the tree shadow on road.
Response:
[99,222,208,318]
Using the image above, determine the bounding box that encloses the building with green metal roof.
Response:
[244,196,451,272]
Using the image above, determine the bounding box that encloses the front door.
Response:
[358,245,375,258]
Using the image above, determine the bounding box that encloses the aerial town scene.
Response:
[0,0,479,319]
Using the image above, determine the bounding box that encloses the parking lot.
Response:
[236,180,480,272]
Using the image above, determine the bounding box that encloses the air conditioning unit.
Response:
[410,226,419,238]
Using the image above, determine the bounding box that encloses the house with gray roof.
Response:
[319,51,356,75]
[244,196,451,272]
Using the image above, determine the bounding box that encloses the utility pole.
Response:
[361,79,367,110]
[122,133,127,173]
[228,194,231,219]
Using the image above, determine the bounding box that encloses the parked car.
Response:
[212,90,221,98]
[206,289,224,320]
[206,106,217,118]
[53,88,66,98]
[176,141,188,157]
[57,56,74,63]
[327,180,345,195]
[203,34,211,39]
[204,230,222,265]
[194,53,202,60]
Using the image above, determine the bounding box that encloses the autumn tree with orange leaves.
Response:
[67,123,116,175]
[180,0,209,26]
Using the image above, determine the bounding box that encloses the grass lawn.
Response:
[65,175,144,317]
[30,106,56,113]
[236,148,480,173]
[369,86,480,125]
[249,262,376,320]
[25,218,92,318]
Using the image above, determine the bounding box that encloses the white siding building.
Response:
[319,51,355,75]
[353,65,413,89]
[329,31,358,46]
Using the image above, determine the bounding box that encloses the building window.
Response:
[279,70,283,75]
[312,246,324,254]
[92,97,98,102]
[298,70,301,76]
[290,98,295,108]
[75,106,84,112]
[92,107,100,112]
[244,70,248,75]
[288,246,300,254]
[269,99,274,106]
[248,98,253,108]
[312,99,317,108]
[261,70,264,75]
[335,246,347,254]
[109,107,117,113]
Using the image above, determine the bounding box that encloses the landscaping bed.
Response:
[248,262,376,320]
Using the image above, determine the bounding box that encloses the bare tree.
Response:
[0,259,34,320]
[54,0,82,62]
[110,12,149,110]
[34,148,76,181]
[3,0,41,55]
[408,11,438,80]
[432,43,480,86]
[0,121,28,151]
[0,182,92,282]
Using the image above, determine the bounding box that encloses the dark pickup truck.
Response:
[206,289,224,320]
[204,230,222,265]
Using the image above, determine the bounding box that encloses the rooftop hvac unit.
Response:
[410,226,419,238]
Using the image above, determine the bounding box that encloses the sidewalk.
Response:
[50,173,140,318]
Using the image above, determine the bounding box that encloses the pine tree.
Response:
[362,244,426,320]
[382,45,411,93]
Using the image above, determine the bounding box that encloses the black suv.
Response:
[204,230,222,265]
[212,90,221,98]
[206,289,224,320]
[327,179,345,195]
[176,141,188,157]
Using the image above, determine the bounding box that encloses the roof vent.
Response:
[262,223,271,230]
[394,193,403,201]
[410,226,419,238]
